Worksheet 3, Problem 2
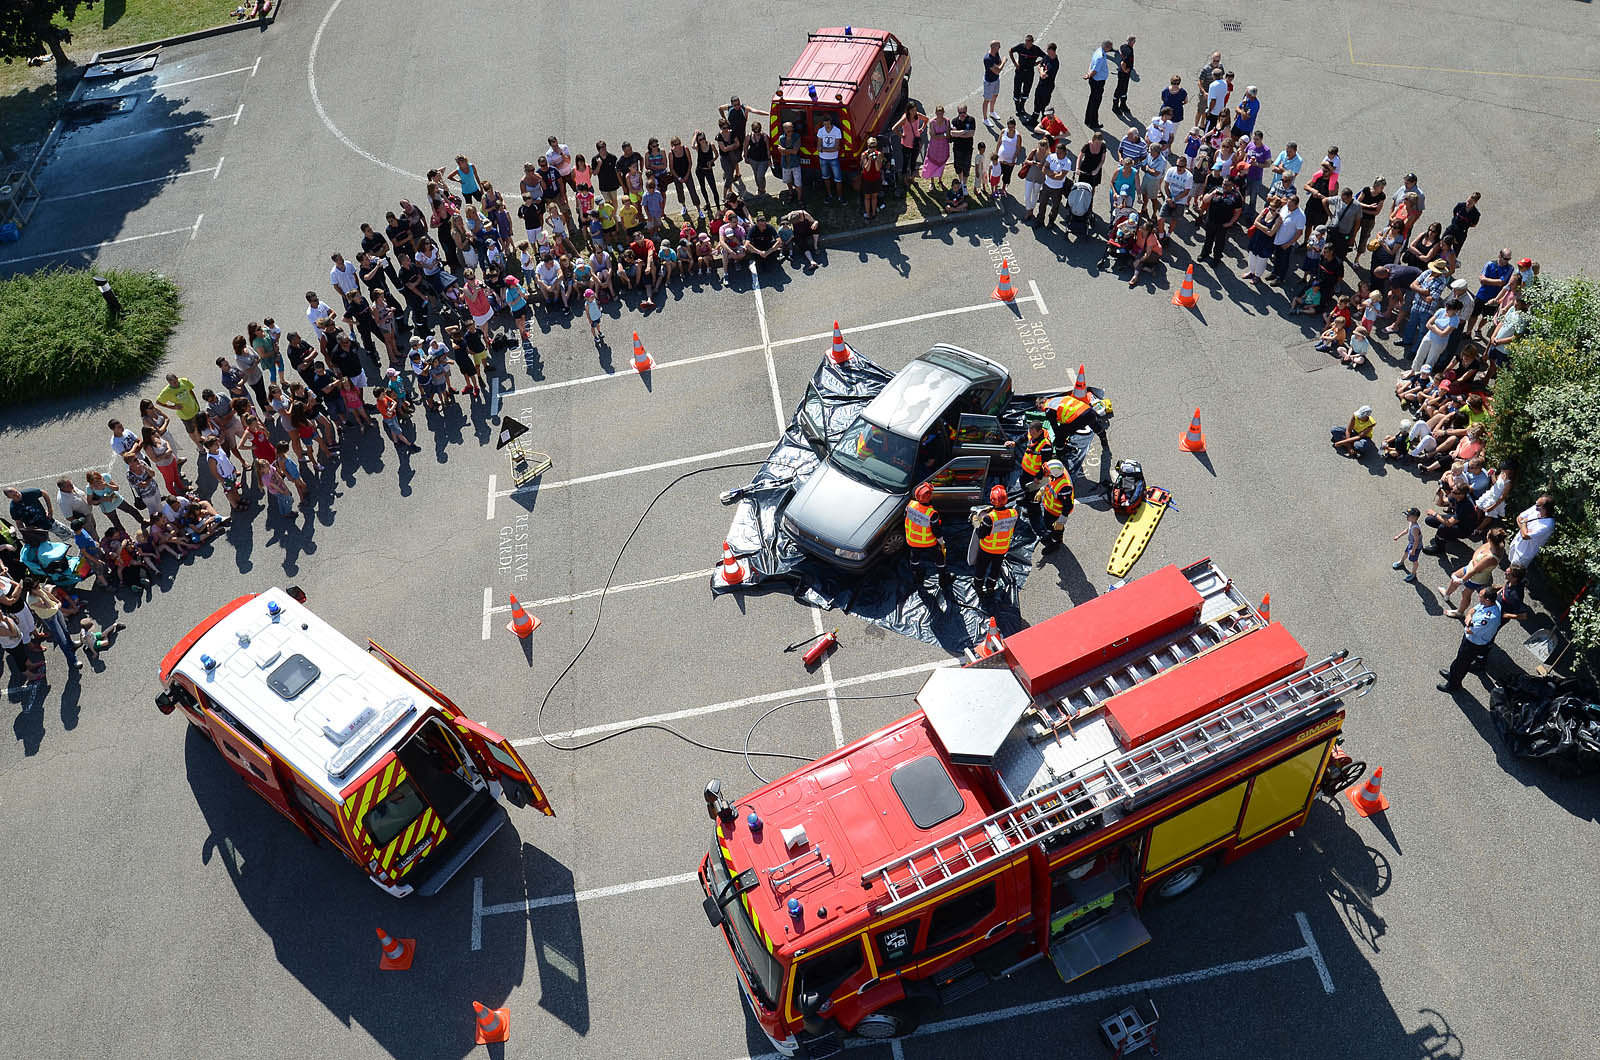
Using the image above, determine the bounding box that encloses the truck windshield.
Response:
[828,419,917,491]
[707,835,784,1009]
[364,779,427,846]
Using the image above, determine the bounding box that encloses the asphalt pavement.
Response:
[2,2,1598,1059]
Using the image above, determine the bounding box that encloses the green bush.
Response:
[0,267,181,406]
[1486,275,1600,666]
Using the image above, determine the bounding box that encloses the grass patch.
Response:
[0,267,181,406]
[0,1,236,149]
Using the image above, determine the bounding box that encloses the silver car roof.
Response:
[861,356,973,436]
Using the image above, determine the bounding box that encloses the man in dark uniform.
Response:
[1112,36,1136,112]
[1010,35,1046,119]
[1438,586,1502,693]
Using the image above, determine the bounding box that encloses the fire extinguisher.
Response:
[787,629,840,666]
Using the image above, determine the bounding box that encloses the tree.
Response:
[0,1,98,68]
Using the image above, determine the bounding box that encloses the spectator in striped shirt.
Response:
[1117,127,1148,167]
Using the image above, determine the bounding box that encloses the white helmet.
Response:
[1045,460,1067,477]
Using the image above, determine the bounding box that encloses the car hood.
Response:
[785,461,905,552]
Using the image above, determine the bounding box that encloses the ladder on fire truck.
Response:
[1025,561,1260,738]
[862,652,1375,915]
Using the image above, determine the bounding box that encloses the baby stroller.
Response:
[19,539,92,589]
[1064,181,1095,237]
[1110,459,1147,517]
[1098,196,1139,269]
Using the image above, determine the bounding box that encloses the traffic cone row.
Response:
[1171,264,1198,308]
[631,331,653,372]
[991,258,1016,302]
[506,594,541,639]
[827,322,850,365]
[1178,409,1207,453]
[1072,364,1088,401]
[1346,766,1390,817]
[371,930,512,1042]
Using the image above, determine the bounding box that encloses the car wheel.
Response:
[880,530,906,556]
[853,1002,919,1040]
[1149,858,1215,903]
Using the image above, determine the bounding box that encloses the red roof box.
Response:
[1003,565,1203,696]
[1105,623,1308,749]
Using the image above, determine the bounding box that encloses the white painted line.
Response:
[491,441,775,505]
[2,463,104,490]
[213,156,223,180]
[890,1039,906,1060]
[502,295,1039,399]
[812,607,844,749]
[192,212,204,240]
[488,569,707,617]
[514,659,952,746]
[485,473,497,521]
[1295,911,1335,994]
[1028,279,1049,315]
[481,587,494,641]
[41,163,221,202]
[0,221,199,267]
[472,871,699,950]
[56,107,240,148]
[251,56,262,78]
[506,342,764,397]
[154,64,256,89]
[488,376,501,419]
[750,262,787,438]
[308,0,425,182]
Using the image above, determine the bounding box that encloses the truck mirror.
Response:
[286,585,307,603]
[155,692,177,715]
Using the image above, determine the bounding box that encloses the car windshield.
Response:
[828,418,917,491]
[707,835,784,1008]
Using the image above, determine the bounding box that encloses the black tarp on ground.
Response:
[714,348,1102,651]
[1489,674,1600,776]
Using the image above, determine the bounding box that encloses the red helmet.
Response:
[990,485,1009,507]
[913,483,933,504]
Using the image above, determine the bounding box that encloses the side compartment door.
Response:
[203,704,282,799]
[453,717,555,816]
[368,640,464,720]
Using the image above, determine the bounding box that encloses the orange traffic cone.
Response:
[375,927,415,971]
[826,322,850,365]
[631,331,653,372]
[1171,264,1198,308]
[991,258,1017,302]
[1346,766,1390,817]
[976,617,1004,658]
[1259,593,1271,622]
[506,594,541,639]
[473,1001,510,1045]
[716,541,746,587]
[1178,409,1207,453]
[1071,364,1088,401]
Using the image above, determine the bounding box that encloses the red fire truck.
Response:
[158,587,552,897]
[699,559,1374,1056]
[768,27,912,180]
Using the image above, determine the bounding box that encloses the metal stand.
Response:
[1099,992,1159,1055]
[0,169,42,236]
[506,440,551,488]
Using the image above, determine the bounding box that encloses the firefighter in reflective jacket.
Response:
[1036,393,1112,450]
[1035,459,1075,554]
[972,484,1019,597]
[904,483,949,589]
[1015,419,1054,532]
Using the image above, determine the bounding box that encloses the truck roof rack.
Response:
[860,651,1375,915]
[776,76,860,91]
[806,31,885,44]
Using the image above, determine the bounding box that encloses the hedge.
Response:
[0,267,182,407]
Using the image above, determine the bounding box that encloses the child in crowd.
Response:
[1391,506,1423,583]
[1339,325,1372,368]
[583,288,604,345]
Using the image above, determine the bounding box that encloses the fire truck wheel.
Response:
[1149,857,1216,903]
[852,1002,920,1040]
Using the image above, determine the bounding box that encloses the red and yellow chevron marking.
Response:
[840,110,854,155]
[717,821,778,951]
[388,808,448,878]
[341,755,403,833]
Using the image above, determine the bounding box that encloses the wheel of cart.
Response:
[1317,736,1368,798]
[1099,992,1159,1056]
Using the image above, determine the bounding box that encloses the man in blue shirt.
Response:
[1469,248,1513,339]
[1438,586,1502,692]
[1231,86,1260,138]
[1082,39,1112,130]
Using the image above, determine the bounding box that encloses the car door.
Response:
[924,455,989,509]
[952,413,1012,459]
[453,716,555,816]
[796,383,832,452]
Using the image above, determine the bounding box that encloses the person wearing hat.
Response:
[1331,405,1375,457]
[904,483,949,591]
[1034,460,1074,555]
[1397,258,1453,351]
[1014,419,1054,528]
[1393,506,1423,582]
[971,484,1020,597]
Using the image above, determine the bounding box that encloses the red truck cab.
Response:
[769,28,912,180]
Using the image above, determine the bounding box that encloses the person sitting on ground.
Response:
[1126,220,1164,287]
[943,177,971,213]
[1330,404,1375,456]
[1338,324,1372,368]
[782,208,821,271]
[1422,482,1479,554]
[1314,314,1349,354]
[746,215,783,266]
[717,211,748,275]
